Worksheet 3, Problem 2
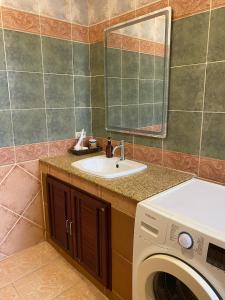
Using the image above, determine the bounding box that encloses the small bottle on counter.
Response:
[106,137,113,158]
[89,137,97,149]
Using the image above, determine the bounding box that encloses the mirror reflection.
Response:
[105,8,171,138]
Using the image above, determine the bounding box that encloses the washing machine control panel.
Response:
[178,232,194,249]
[169,223,204,256]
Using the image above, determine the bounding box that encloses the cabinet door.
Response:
[71,189,111,288]
[47,176,72,255]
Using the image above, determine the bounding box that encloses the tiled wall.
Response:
[106,32,165,130]
[1,0,225,258]
[0,1,91,259]
[90,0,225,186]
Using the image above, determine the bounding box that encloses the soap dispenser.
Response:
[106,137,113,158]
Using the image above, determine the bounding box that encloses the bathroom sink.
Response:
[71,155,147,179]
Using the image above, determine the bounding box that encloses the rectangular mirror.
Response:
[105,7,171,138]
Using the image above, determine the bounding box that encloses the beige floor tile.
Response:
[0,284,21,300]
[55,278,108,300]
[14,256,83,300]
[0,242,59,288]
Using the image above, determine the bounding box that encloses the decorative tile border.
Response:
[163,150,199,175]
[169,0,210,20]
[0,147,15,166]
[0,6,89,43]
[40,16,71,41]
[1,6,40,34]
[199,157,225,185]
[133,144,163,165]
[212,0,225,8]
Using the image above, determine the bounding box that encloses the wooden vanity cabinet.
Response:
[46,175,111,289]
[47,176,74,256]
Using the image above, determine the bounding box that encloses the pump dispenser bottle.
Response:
[106,137,113,158]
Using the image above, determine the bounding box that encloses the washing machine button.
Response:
[178,232,194,249]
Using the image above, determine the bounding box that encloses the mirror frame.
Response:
[104,7,172,138]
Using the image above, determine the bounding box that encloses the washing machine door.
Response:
[137,254,220,300]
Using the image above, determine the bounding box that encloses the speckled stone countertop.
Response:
[40,152,193,202]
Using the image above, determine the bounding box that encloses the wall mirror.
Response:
[105,7,171,138]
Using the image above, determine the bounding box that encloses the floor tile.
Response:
[0,284,21,300]
[14,257,83,300]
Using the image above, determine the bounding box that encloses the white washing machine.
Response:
[133,178,225,300]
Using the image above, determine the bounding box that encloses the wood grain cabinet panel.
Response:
[47,175,111,289]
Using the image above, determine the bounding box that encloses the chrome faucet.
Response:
[112,140,125,161]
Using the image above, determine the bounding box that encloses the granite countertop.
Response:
[40,152,193,202]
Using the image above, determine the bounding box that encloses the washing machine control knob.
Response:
[178,232,193,249]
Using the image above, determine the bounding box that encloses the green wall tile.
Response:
[92,108,106,137]
[45,74,74,108]
[0,111,13,147]
[154,80,164,102]
[122,51,139,78]
[9,71,44,109]
[122,79,138,105]
[75,108,92,135]
[153,103,164,125]
[13,109,47,145]
[140,54,154,79]
[155,56,164,80]
[164,111,202,155]
[139,104,154,127]
[42,37,73,74]
[91,76,105,108]
[0,71,10,109]
[74,76,90,107]
[107,77,121,106]
[90,42,104,76]
[134,135,162,148]
[4,30,42,72]
[139,80,154,104]
[107,106,122,128]
[169,65,205,111]
[106,48,121,77]
[47,108,75,141]
[208,7,225,62]
[0,31,6,70]
[171,13,209,66]
[201,113,225,160]
[110,132,133,143]
[205,62,225,112]
[122,105,139,129]
[73,42,90,75]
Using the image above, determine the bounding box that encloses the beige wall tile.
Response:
[39,0,71,22]
[71,0,89,25]
[109,0,135,18]
[89,0,109,25]
[0,166,40,215]
[23,192,44,227]
[0,206,19,242]
[136,0,161,8]
[0,218,44,256]
[1,0,39,14]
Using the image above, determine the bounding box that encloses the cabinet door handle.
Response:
[66,219,69,233]
[69,221,73,236]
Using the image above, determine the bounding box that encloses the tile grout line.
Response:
[197,0,212,176]
[16,164,41,182]
[0,8,16,164]
[38,2,50,157]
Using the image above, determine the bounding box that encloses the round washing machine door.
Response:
[136,254,220,300]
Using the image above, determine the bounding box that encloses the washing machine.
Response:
[133,178,225,300]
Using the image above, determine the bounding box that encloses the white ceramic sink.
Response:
[71,155,147,179]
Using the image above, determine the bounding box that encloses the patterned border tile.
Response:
[199,157,225,184]
[40,16,71,40]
